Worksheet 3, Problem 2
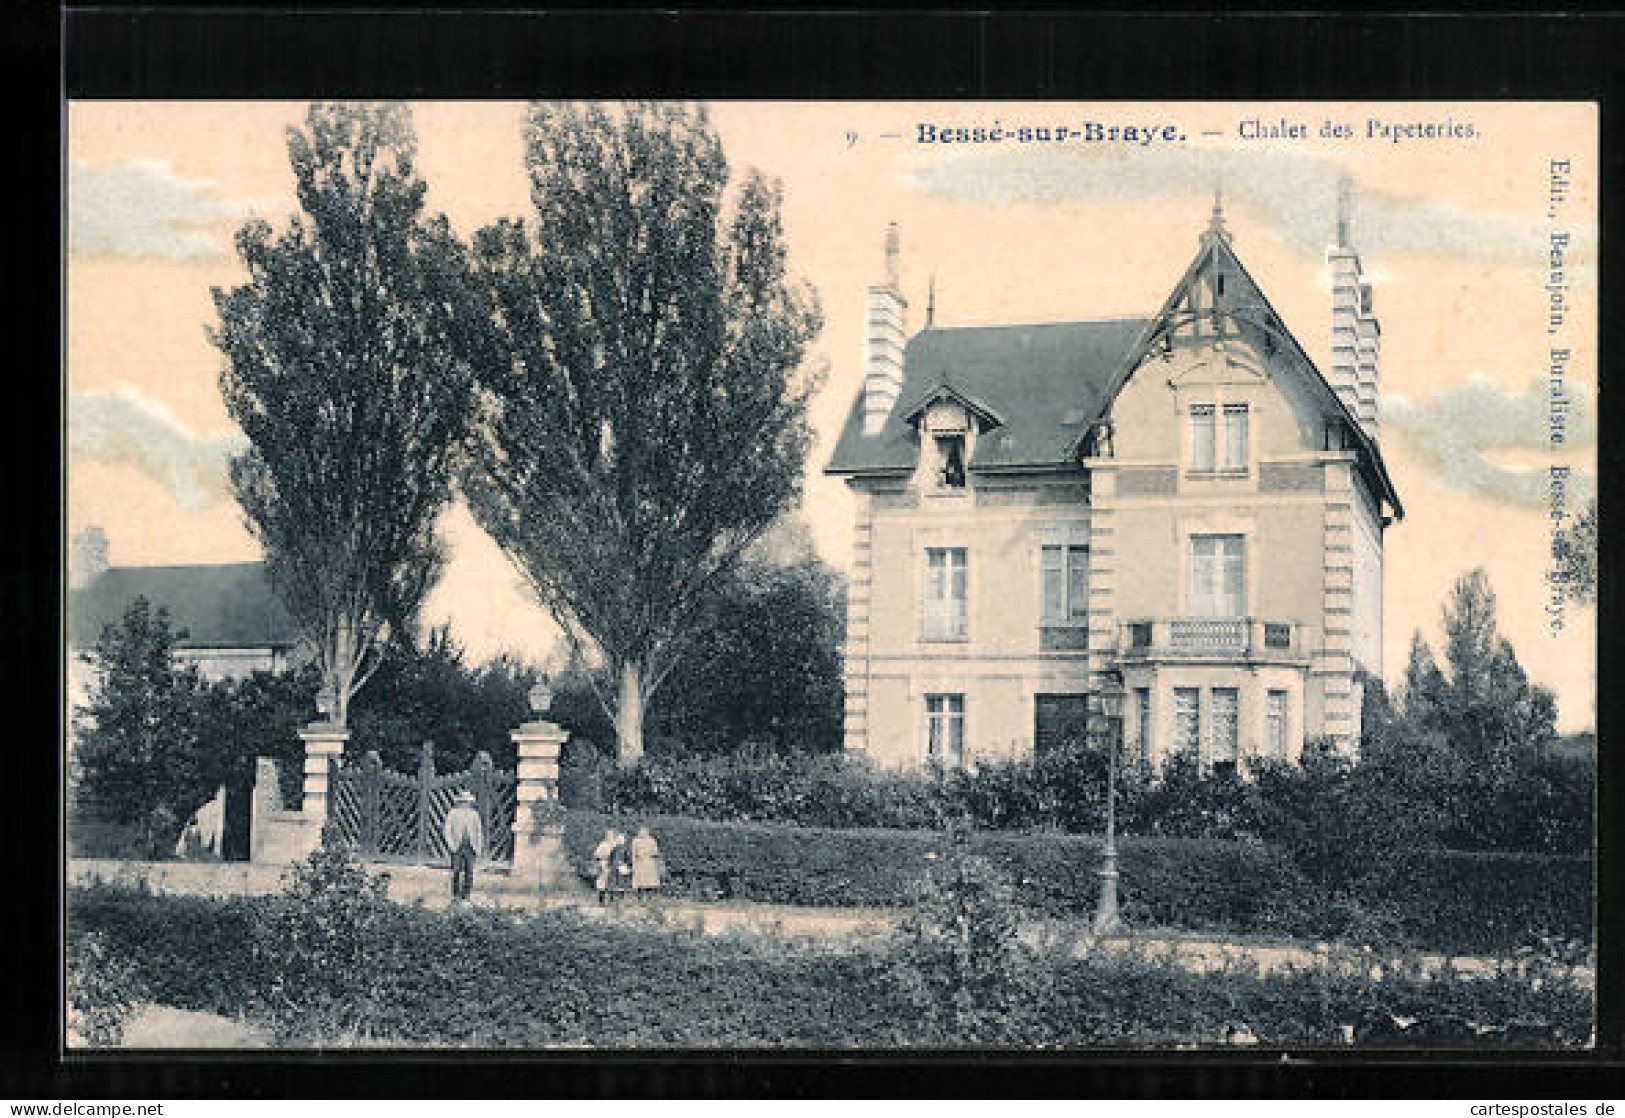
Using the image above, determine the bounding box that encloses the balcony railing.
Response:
[1169,618,1247,651]
[1120,617,1302,659]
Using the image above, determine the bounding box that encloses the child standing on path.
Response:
[630,824,663,900]
[592,827,622,905]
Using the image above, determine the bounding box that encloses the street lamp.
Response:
[1093,669,1127,936]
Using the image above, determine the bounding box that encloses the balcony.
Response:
[1119,617,1302,661]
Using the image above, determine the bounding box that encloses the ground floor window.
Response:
[1210,687,1239,774]
[1173,687,1201,757]
[925,693,966,766]
[1133,687,1151,762]
[1034,693,1090,756]
[1265,689,1288,760]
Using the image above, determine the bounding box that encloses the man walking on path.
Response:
[443,789,484,902]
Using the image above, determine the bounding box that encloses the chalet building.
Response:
[824,200,1402,771]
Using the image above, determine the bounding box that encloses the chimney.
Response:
[861,222,908,436]
[69,524,110,589]
[1327,177,1380,441]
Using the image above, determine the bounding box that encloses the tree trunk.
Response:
[615,661,646,766]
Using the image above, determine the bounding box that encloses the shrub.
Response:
[249,844,397,1042]
[66,929,144,1046]
[891,842,1053,1044]
[68,880,257,1017]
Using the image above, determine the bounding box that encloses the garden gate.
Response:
[327,744,516,864]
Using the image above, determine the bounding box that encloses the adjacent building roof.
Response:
[68,562,300,650]
[825,318,1149,474]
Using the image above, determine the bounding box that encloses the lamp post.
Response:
[1093,670,1127,936]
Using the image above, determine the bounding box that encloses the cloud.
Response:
[1385,373,1594,508]
[69,388,246,511]
[904,145,1590,265]
[69,159,248,260]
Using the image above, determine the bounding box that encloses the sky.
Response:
[66,101,1597,731]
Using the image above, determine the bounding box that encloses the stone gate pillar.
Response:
[510,682,578,893]
[297,719,350,847]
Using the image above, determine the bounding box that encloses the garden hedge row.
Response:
[563,812,1590,954]
[67,883,1592,1048]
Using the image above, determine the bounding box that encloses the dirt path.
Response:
[70,857,1575,982]
[113,1003,272,1049]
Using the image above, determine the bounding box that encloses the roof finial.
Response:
[1203,180,1232,245]
[1336,173,1352,248]
[926,273,937,327]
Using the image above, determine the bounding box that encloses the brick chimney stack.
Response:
[1327,177,1381,440]
[861,222,908,436]
[69,524,110,589]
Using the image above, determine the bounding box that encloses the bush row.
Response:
[570,746,1593,857]
[67,881,1592,1048]
[561,811,1591,955]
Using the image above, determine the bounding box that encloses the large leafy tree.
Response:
[1553,498,1597,605]
[652,546,846,756]
[212,103,481,726]
[463,102,823,763]
[73,598,205,826]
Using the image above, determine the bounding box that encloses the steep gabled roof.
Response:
[824,318,1148,474]
[825,221,1403,519]
[1085,229,1403,518]
[68,562,299,650]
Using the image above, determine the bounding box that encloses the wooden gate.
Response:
[328,744,516,864]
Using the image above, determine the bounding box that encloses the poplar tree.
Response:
[212,103,481,726]
[462,102,822,764]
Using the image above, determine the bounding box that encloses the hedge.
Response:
[577,747,1594,857]
[563,812,1591,954]
[67,883,1592,1048]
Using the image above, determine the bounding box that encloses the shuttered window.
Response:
[1190,402,1249,472]
[1266,689,1288,759]
[1211,688,1239,765]
[1041,544,1090,622]
[923,548,968,640]
[1189,534,1245,616]
[1174,688,1201,757]
[1189,404,1216,471]
[926,694,965,767]
[1221,405,1249,470]
[1134,687,1151,761]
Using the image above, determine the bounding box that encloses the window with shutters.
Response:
[1265,689,1288,760]
[925,694,965,767]
[1174,687,1200,757]
[1134,687,1151,761]
[1188,534,1245,617]
[922,547,968,640]
[1040,544,1090,624]
[1211,688,1239,771]
[1189,402,1249,474]
[1189,404,1216,471]
[1221,405,1249,470]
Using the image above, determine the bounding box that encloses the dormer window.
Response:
[936,434,966,488]
[901,385,1002,496]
